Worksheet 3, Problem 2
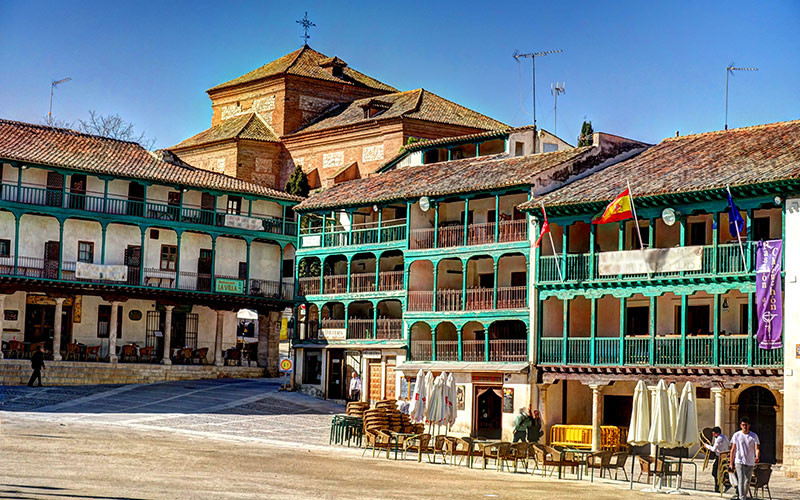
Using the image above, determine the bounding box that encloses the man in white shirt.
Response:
[728,417,760,500]
[349,371,362,402]
[704,426,730,492]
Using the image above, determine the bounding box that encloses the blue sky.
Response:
[1,1,798,149]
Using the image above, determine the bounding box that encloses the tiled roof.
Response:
[523,119,800,210]
[295,135,647,211]
[0,119,301,202]
[208,45,396,93]
[171,113,278,150]
[292,88,507,135]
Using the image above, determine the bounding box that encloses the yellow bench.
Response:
[549,424,628,452]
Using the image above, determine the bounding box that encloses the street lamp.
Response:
[48,77,71,126]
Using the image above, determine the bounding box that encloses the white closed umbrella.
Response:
[423,371,435,419]
[645,380,675,492]
[667,383,680,443]
[408,369,427,423]
[669,382,700,494]
[427,373,447,433]
[628,380,651,489]
[445,373,457,429]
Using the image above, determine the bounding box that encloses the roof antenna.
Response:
[513,49,563,131]
[551,82,565,136]
[725,63,758,130]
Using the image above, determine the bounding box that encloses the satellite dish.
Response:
[661,207,678,227]
[419,196,430,212]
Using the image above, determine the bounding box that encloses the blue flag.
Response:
[727,190,745,235]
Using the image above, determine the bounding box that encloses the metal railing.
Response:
[489,339,527,362]
[463,340,485,361]
[497,286,527,309]
[410,340,432,361]
[498,219,527,242]
[465,288,493,310]
[436,340,459,361]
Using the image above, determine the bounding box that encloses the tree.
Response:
[285,164,310,197]
[77,110,155,149]
[578,120,594,147]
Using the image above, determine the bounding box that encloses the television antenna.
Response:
[551,82,565,136]
[48,77,71,126]
[513,49,562,129]
[725,63,758,130]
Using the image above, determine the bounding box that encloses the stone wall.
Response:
[0,359,264,386]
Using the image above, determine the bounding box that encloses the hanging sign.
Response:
[598,246,703,275]
[75,262,128,281]
[215,278,244,294]
[224,214,264,231]
[755,240,782,349]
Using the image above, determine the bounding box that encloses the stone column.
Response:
[0,294,5,360]
[214,310,225,367]
[52,297,65,361]
[589,384,604,451]
[711,387,725,428]
[257,311,281,376]
[161,305,174,365]
[538,383,550,444]
[108,301,120,363]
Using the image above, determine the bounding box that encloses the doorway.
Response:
[46,171,63,207]
[25,304,55,350]
[327,350,345,400]
[127,182,145,217]
[737,386,777,463]
[474,386,502,439]
[197,249,212,291]
[44,241,60,279]
[69,174,87,210]
[125,245,141,285]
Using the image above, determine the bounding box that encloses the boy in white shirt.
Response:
[728,417,760,500]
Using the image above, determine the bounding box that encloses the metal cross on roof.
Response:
[297,12,315,45]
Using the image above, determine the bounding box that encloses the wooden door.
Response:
[327,350,345,400]
[125,245,141,285]
[25,304,55,350]
[44,240,60,279]
[197,249,212,291]
[46,171,63,207]
[369,361,382,404]
[200,192,215,225]
[384,358,396,400]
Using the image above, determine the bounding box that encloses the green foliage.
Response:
[285,164,310,197]
[398,136,422,154]
[578,120,594,147]
[297,258,320,278]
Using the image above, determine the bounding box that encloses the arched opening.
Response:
[298,303,319,340]
[409,322,432,361]
[462,321,486,361]
[737,386,778,463]
[475,387,503,439]
[435,322,458,361]
[378,250,404,291]
[347,300,374,339]
[349,252,376,293]
[465,255,494,310]
[320,302,345,330]
[322,255,347,294]
[376,299,402,339]
[408,260,433,311]
[297,256,321,295]
[497,253,527,308]
[436,258,463,311]
[488,320,527,361]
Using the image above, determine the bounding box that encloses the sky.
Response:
[1,1,798,150]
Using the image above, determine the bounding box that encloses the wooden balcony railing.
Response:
[349,273,376,293]
[322,274,347,294]
[498,219,527,242]
[410,340,432,361]
[497,286,527,309]
[462,340,485,361]
[489,339,527,361]
[378,270,404,291]
[437,225,464,248]
[465,287,493,310]
[436,289,462,312]
[408,338,527,362]
[408,291,434,311]
[467,222,495,246]
[347,318,373,339]
[436,341,459,361]
[300,218,407,248]
[298,277,321,295]
[539,335,783,367]
[376,318,402,339]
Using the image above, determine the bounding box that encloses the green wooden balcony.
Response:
[296,271,404,296]
[299,219,407,249]
[409,219,527,250]
[410,338,527,362]
[1,182,296,236]
[538,243,755,282]
[406,286,527,311]
[538,335,782,367]
[314,318,403,340]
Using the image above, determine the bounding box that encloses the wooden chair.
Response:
[443,437,475,467]
[191,347,209,365]
[173,347,192,364]
[64,342,82,361]
[362,429,392,458]
[749,463,772,500]
[8,340,24,359]
[531,444,579,477]
[482,442,512,471]
[693,427,714,466]
[507,442,530,472]
[607,451,629,480]
[138,346,154,363]
[85,345,101,361]
[587,450,613,478]
[401,433,431,462]
[225,348,241,366]
[28,342,45,358]
[120,344,138,362]
[428,435,450,464]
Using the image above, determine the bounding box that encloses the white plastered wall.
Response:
[782,198,800,473]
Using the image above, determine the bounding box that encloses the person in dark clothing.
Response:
[28,346,45,387]
[527,409,544,443]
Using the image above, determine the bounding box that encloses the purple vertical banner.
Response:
[755,240,783,349]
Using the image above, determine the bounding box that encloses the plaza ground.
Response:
[1,379,798,500]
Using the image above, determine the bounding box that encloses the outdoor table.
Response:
[388,432,415,460]
[559,448,593,480]
[660,456,697,490]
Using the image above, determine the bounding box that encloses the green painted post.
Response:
[746,208,753,272]
[589,225,596,279]
[139,227,146,285]
[484,328,490,362]
[494,194,500,243]
[617,221,624,279]
[374,256,380,293]
[432,331,437,361]
[563,223,569,280]
[377,207,383,244]
[461,259,468,311]
[372,303,377,339]
[475,142,481,156]
[619,296,626,365]
[589,298,597,364]
[13,214,19,275]
[713,293,720,366]
[648,218,655,248]
[679,218,686,277]
[346,257,352,294]
[344,307,349,339]
[321,214,327,248]
[712,212,719,274]
[463,198,469,246]
[536,294,544,363]
[405,201,412,249]
[16,166,22,202]
[281,205,286,235]
[57,219,64,279]
[432,261,438,312]
[174,230,181,290]
[61,175,67,209]
[562,299,569,364]
[649,295,656,365]
[433,203,439,248]
[747,292,754,366]
[447,148,452,161]
[103,179,109,214]
[492,259,499,309]
[210,236,217,287]
[457,330,463,361]
[348,210,354,245]
[247,198,252,217]
[680,294,687,365]
[247,240,253,294]
[100,223,107,265]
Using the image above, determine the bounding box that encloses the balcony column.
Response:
[679,217,686,277]
[13,213,20,275]
[372,303,377,340]
[457,327,463,361]
[475,142,481,156]
[57,218,64,279]
[589,224,596,279]
[484,328,490,362]
[562,223,569,279]
[618,221,624,279]
[649,295,657,364]
[463,198,469,246]
[61,174,68,208]
[278,244,285,298]
[680,294,688,365]
[137,226,146,285]
[431,330,437,361]
[102,179,109,213]
[321,214,327,248]
[711,387,725,427]
[405,201,412,250]
[713,293,720,365]
[161,305,174,365]
[746,208,753,271]
[377,206,383,244]
[100,223,108,265]
[214,310,225,366]
[246,239,253,294]
[108,301,120,363]
[344,306,349,337]
[432,260,438,312]
[589,297,597,364]
[562,298,569,364]
[494,194,500,243]
[281,205,286,235]
[433,202,439,248]
[174,230,182,290]
[346,256,352,293]
[619,296,626,365]
[374,254,380,293]
[319,257,324,295]
[52,297,65,361]
[347,210,354,245]
[461,259,468,311]
[747,291,754,366]
[492,259,499,309]
[712,212,719,273]
[589,384,605,451]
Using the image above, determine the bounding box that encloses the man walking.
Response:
[527,409,544,443]
[513,407,531,442]
[729,417,760,500]
[348,371,362,402]
[28,345,45,387]
[704,426,730,492]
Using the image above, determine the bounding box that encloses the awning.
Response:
[237,309,258,320]
[395,362,529,374]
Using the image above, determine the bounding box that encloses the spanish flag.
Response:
[592,188,634,224]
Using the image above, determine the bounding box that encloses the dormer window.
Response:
[318,56,348,78]
[360,99,392,119]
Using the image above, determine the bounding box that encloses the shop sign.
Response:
[319,328,346,340]
[502,388,514,413]
[457,385,465,410]
[215,278,244,294]
[75,262,128,281]
[301,235,321,248]
[363,350,382,359]
[598,246,703,275]
[472,374,502,383]
[224,214,264,231]
[4,310,18,321]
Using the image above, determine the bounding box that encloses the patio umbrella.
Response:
[669,382,699,494]
[645,380,675,492]
[408,369,427,423]
[445,372,457,429]
[426,372,447,434]
[667,383,680,442]
[423,371,435,419]
[627,380,651,489]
